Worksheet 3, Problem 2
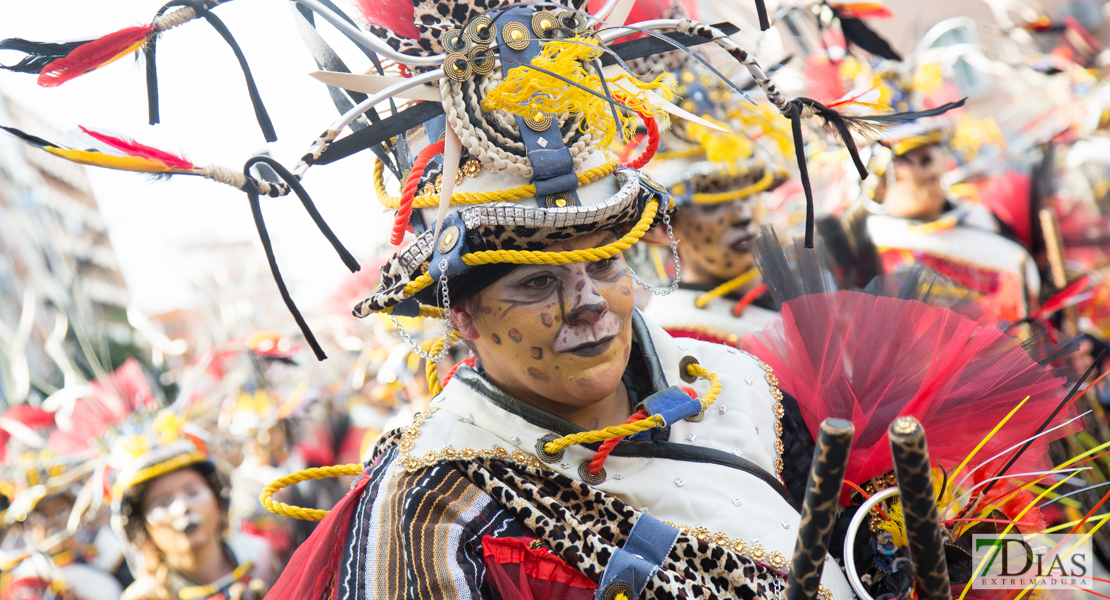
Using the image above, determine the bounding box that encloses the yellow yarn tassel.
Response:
[481,37,675,150]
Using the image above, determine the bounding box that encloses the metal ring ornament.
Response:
[578,461,606,484]
[531,11,558,38]
[844,486,900,600]
[468,46,497,76]
[444,52,474,82]
[559,11,588,33]
[441,29,471,53]
[465,15,496,45]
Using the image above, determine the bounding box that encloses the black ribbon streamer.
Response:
[754,0,771,30]
[148,0,276,142]
[242,156,361,360]
[787,97,967,248]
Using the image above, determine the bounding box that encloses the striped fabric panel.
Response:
[336,449,526,600]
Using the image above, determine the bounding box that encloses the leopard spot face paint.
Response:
[466,231,636,410]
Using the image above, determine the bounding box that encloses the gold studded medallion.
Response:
[502,22,530,50]
[437,225,461,253]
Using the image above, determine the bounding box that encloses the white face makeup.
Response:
[456,231,636,419]
[142,468,223,557]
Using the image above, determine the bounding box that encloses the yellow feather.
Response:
[45,147,191,174]
[480,37,675,150]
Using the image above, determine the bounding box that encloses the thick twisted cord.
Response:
[587,408,649,475]
[462,198,658,266]
[543,362,721,455]
[622,113,659,170]
[425,331,461,396]
[391,140,446,245]
[374,159,618,209]
[691,168,780,205]
[259,464,364,521]
[392,198,660,307]
[694,268,760,308]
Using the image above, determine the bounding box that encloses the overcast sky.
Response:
[0,0,391,317]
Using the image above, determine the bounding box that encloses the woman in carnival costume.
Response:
[0,0,1062,598]
[108,413,274,600]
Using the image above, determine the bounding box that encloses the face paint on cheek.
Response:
[508,328,523,343]
[531,347,543,360]
[540,313,554,327]
[527,367,550,381]
[491,333,502,345]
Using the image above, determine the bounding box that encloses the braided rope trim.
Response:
[373,158,618,209]
[694,268,760,309]
[542,362,721,454]
[258,464,364,521]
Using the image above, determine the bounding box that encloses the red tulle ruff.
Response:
[482,536,596,600]
[740,291,1072,490]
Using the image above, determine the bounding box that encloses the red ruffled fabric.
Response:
[482,536,596,600]
[741,291,1073,491]
[266,470,369,600]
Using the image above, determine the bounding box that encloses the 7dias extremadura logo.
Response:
[972,534,1092,590]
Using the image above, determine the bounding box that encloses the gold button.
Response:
[555,198,567,207]
[437,225,461,253]
[511,30,523,40]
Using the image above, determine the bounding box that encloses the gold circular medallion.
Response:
[535,434,564,463]
[603,583,633,600]
[468,45,496,76]
[678,355,700,383]
[559,10,587,32]
[577,461,606,485]
[444,52,473,82]
[531,11,557,38]
[464,15,495,45]
[502,22,530,50]
[441,29,470,53]
[640,173,668,194]
[544,192,574,208]
[525,111,553,131]
[437,225,461,253]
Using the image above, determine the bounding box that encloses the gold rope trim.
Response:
[694,268,760,309]
[542,362,721,454]
[258,464,364,521]
[690,168,781,204]
[399,197,661,299]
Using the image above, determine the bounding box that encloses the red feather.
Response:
[1031,274,1091,321]
[78,126,196,172]
[37,25,154,87]
[354,0,418,39]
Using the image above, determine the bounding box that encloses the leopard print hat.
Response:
[349,0,800,321]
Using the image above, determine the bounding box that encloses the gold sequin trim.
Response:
[397,408,544,474]
[818,585,833,600]
[663,522,788,573]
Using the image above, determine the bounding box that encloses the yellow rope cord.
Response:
[463,198,658,266]
[397,198,660,299]
[424,331,461,396]
[694,268,760,309]
[374,158,618,209]
[690,168,780,204]
[259,464,364,521]
[380,303,447,318]
[543,362,721,454]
